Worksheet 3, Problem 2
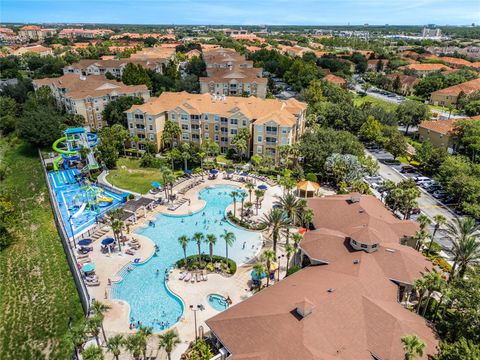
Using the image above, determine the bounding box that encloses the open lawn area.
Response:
[0,138,84,360]
[106,157,170,194]
[353,95,398,112]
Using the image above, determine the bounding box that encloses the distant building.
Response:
[13,45,53,57]
[399,63,452,76]
[322,73,347,88]
[422,27,442,38]
[124,92,307,156]
[430,78,480,107]
[58,28,114,39]
[18,25,57,41]
[386,74,419,95]
[367,59,389,72]
[128,46,176,63]
[33,74,150,129]
[63,59,165,77]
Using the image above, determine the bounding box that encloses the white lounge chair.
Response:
[184,273,192,282]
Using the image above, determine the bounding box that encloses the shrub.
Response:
[305,173,318,182]
[176,254,237,275]
[227,214,267,231]
[429,255,452,273]
[287,265,301,276]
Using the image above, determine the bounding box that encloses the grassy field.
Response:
[0,138,84,360]
[353,95,398,112]
[106,157,165,194]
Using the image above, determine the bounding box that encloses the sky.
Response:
[1,0,479,26]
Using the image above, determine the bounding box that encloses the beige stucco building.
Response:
[430,78,480,108]
[124,92,307,156]
[33,74,150,129]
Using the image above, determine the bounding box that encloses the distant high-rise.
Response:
[422,27,442,38]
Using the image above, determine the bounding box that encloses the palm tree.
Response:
[106,334,124,360]
[86,315,102,347]
[181,151,191,172]
[111,219,124,251]
[254,189,264,215]
[205,234,217,263]
[82,345,105,360]
[444,217,480,280]
[413,277,427,314]
[291,233,303,266]
[401,335,425,360]
[275,193,301,245]
[178,235,189,268]
[91,300,111,343]
[124,333,143,360]
[261,250,276,287]
[426,214,447,256]
[157,330,181,360]
[192,232,204,264]
[284,243,295,277]
[230,191,239,217]
[138,327,153,360]
[220,230,236,269]
[238,192,248,220]
[68,321,88,358]
[414,230,428,251]
[421,271,445,317]
[245,181,255,203]
[300,208,314,230]
[252,262,266,289]
[417,214,431,232]
[261,208,290,256]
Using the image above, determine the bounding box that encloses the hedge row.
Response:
[176,254,237,275]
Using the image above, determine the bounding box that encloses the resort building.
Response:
[322,73,347,88]
[58,28,114,39]
[13,44,53,57]
[63,59,166,77]
[33,74,150,129]
[386,74,419,95]
[18,25,57,40]
[124,92,307,156]
[430,78,480,108]
[200,48,267,98]
[129,46,176,63]
[399,63,453,76]
[206,194,438,360]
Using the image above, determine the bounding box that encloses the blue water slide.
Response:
[87,133,98,147]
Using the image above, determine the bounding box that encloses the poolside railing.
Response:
[38,150,91,314]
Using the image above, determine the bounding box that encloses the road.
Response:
[365,149,455,252]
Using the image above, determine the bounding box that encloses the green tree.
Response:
[122,63,152,89]
[261,249,276,287]
[384,179,420,219]
[91,300,111,343]
[192,232,204,264]
[396,100,430,135]
[359,116,382,143]
[157,330,181,360]
[106,334,124,360]
[437,338,480,360]
[230,191,239,217]
[220,230,236,269]
[426,214,447,256]
[0,96,17,134]
[382,127,408,159]
[185,56,206,77]
[275,193,302,244]
[103,96,144,127]
[284,243,295,277]
[415,140,448,175]
[82,345,105,360]
[303,79,325,105]
[205,234,217,263]
[161,120,181,149]
[401,335,425,360]
[261,208,290,255]
[252,262,266,289]
[254,189,264,215]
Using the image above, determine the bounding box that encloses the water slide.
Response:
[52,137,77,171]
[72,203,87,219]
[97,197,113,203]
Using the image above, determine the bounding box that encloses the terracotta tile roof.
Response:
[420,118,480,135]
[440,56,474,67]
[33,74,148,100]
[400,63,452,72]
[65,58,160,71]
[207,265,438,360]
[129,46,176,61]
[13,45,51,55]
[431,78,480,96]
[20,25,41,31]
[386,74,420,87]
[323,73,347,86]
[200,66,267,84]
[128,92,306,127]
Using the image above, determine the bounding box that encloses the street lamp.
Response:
[190,304,201,341]
[277,254,284,282]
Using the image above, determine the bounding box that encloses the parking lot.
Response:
[364,147,456,252]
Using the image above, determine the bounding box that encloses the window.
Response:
[149,125,153,131]
[129,123,133,129]
[242,120,247,126]
[204,133,209,139]
[214,135,219,141]
[170,113,176,120]
[214,115,219,122]
[361,244,368,249]
[282,138,287,145]
[266,126,277,134]
[182,133,189,140]
[148,116,153,121]
[282,128,289,134]
[181,124,189,130]
[191,124,200,130]
[214,125,219,131]
[204,114,209,120]
[181,114,188,121]
[149,134,154,140]
[256,145,263,153]
[190,114,200,120]
[257,136,263,143]
[134,113,144,120]
[230,118,238,125]
[192,134,200,140]
[204,124,209,130]
[230,129,238,135]
[257,125,264,132]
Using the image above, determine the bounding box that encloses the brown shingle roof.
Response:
[323,73,347,86]
[400,63,452,72]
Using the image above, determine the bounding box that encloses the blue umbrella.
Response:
[78,239,92,246]
[184,169,192,174]
[210,169,219,175]
[151,182,161,188]
[101,237,115,246]
[226,169,234,174]
[82,263,95,272]
[251,270,266,281]
[241,172,248,176]
[257,184,268,190]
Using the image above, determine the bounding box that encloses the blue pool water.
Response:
[208,294,229,312]
[48,169,124,237]
[111,185,262,331]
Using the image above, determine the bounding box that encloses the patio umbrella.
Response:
[257,184,268,190]
[226,169,234,174]
[82,263,95,273]
[240,172,248,176]
[151,181,161,188]
[251,270,266,281]
[210,169,219,175]
[101,237,115,246]
[78,239,92,246]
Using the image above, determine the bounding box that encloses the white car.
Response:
[415,176,432,184]
[364,175,382,182]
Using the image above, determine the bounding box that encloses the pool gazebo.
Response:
[295,180,320,198]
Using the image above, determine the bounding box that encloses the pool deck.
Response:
[88,175,330,359]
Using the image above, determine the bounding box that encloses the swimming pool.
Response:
[207,294,229,312]
[48,169,125,237]
[111,184,263,332]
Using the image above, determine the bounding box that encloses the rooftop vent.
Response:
[328,288,335,293]
[353,259,360,264]
[295,298,315,318]
[350,195,361,203]
[385,248,396,253]
[79,75,86,81]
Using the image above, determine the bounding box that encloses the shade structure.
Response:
[210,169,219,175]
[151,181,161,188]
[82,263,95,272]
[101,237,115,246]
[296,180,320,198]
[251,270,266,281]
[78,239,92,246]
[257,184,268,190]
[226,169,234,174]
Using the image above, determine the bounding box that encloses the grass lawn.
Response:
[106,157,165,194]
[0,137,84,360]
[353,94,398,112]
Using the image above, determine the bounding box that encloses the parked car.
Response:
[414,176,432,183]
[364,175,382,182]
[380,159,401,165]
[420,180,436,188]
[426,184,442,193]
[433,190,449,199]
[410,208,421,215]
[442,196,457,205]
[400,165,417,173]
